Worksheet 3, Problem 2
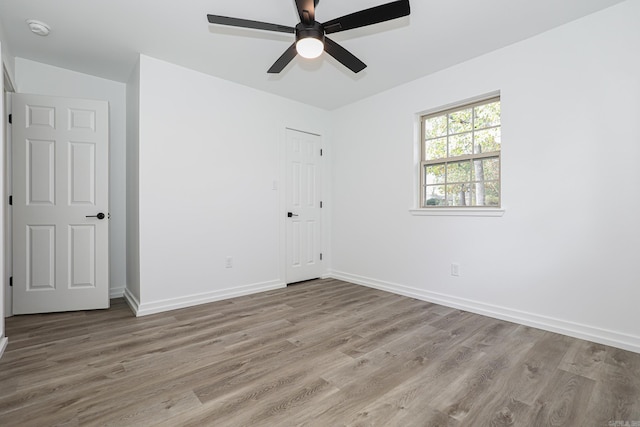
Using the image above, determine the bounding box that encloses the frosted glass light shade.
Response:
[296,37,324,59]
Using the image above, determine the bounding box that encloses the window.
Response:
[421,97,501,208]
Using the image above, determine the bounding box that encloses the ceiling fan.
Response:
[207,0,410,74]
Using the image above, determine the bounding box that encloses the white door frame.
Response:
[3,67,14,318]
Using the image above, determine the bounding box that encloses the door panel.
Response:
[12,94,109,314]
[27,139,55,204]
[27,225,55,290]
[286,129,323,283]
[69,142,96,205]
[69,225,96,288]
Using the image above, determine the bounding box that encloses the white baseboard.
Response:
[0,337,8,360]
[110,285,126,299]
[123,288,141,316]
[330,270,640,354]
[126,280,287,317]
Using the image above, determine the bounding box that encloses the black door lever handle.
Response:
[287,212,299,218]
[86,213,106,220]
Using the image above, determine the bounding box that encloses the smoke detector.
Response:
[26,20,51,36]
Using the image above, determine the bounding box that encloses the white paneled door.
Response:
[286,129,323,284]
[12,94,109,314]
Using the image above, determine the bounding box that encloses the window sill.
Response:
[409,208,505,217]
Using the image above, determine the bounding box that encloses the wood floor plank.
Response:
[500,330,574,406]
[527,368,596,427]
[558,339,608,381]
[370,405,461,427]
[427,329,536,422]
[1,278,639,426]
[342,345,487,426]
[583,347,640,426]
[321,326,439,390]
[458,330,572,425]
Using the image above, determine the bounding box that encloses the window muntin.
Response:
[421,97,501,208]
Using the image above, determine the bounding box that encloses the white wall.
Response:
[128,55,331,315]
[0,21,14,85]
[330,1,640,352]
[14,58,128,299]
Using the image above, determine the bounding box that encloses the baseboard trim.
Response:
[0,337,8,360]
[110,285,126,299]
[330,270,640,354]
[128,280,287,317]
[123,288,141,316]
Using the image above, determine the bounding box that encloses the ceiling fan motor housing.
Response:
[295,21,325,44]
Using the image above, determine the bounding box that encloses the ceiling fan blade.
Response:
[324,37,366,73]
[207,15,295,34]
[323,0,410,34]
[295,0,316,25]
[268,43,298,73]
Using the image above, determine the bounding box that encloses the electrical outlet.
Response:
[225,257,233,268]
[451,263,460,277]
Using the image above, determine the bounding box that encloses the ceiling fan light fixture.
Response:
[296,37,324,59]
[295,22,325,59]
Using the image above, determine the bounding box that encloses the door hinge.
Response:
[320,253,323,261]
[9,195,12,206]
[9,276,12,287]
[320,201,323,208]
[320,149,323,156]
[8,114,11,124]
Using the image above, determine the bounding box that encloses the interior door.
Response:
[285,128,323,284]
[12,93,109,314]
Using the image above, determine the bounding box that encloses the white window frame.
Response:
[411,94,505,217]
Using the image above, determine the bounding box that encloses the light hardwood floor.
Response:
[0,278,639,426]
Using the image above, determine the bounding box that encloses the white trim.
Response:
[0,337,8,359]
[409,208,505,217]
[128,280,286,317]
[110,285,126,299]
[3,63,15,92]
[278,127,287,284]
[123,288,140,315]
[329,270,640,354]
[417,90,501,117]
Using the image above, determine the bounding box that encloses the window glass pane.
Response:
[446,161,471,183]
[473,181,488,206]
[424,185,445,206]
[446,184,471,206]
[473,157,500,181]
[425,137,447,161]
[466,186,477,206]
[474,128,501,153]
[424,115,447,139]
[449,132,472,157]
[474,101,500,129]
[484,181,500,206]
[448,109,472,134]
[425,164,445,185]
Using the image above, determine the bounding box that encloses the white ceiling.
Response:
[0,0,626,110]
